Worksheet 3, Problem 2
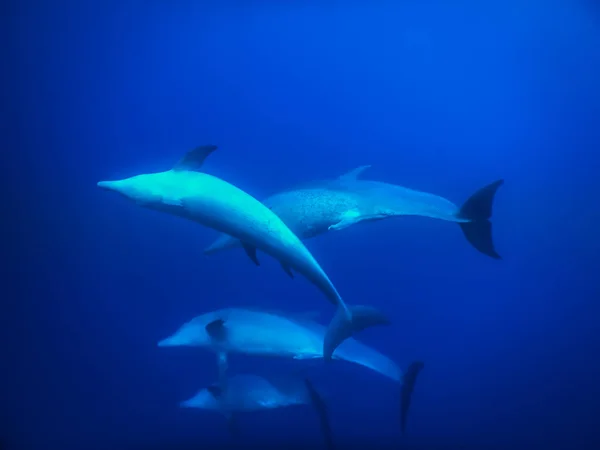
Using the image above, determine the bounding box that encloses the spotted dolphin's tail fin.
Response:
[457,179,504,259]
[400,361,425,434]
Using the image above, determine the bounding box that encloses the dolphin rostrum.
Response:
[158,307,402,383]
[180,373,334,448]
[205,165,504,259]
[97,146,388,359]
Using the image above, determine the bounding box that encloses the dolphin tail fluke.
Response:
[323,305,390,360]
[400,361,425,434]
[457,179,504,259]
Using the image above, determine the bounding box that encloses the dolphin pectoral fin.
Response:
[457,179,504,259]
[172,145,218,171]
[400,361,425,434]
[323,305,390,360]
[242,243,260,266]
[338,165,372,181]
[281,263,294,278]
[328,210,363,231]
[328,221,350,231]
[206,319,227,341]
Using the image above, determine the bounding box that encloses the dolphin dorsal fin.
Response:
[338,165,371,181]
[173,145,218,171]
[207,384,223,398]
[206,319,227,341]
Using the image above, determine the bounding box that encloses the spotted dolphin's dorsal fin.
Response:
[173,145,218,171]
[338,165,371,181]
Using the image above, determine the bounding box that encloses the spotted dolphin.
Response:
[97,146,388,359]
[158,307,402,383]
[205,165,504,259]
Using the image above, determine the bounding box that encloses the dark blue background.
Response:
[3,1,600,449]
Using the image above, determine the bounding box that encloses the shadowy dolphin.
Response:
[158,307,402,383]
[97,146,388,359]
[205,166,504,259]
[180,373,334,448]
[400,360,425,434]
[304,377,335,450]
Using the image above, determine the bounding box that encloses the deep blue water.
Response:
[3,1,600,449]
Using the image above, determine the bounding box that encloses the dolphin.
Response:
[158,307,402,383]
[180,374,312,413]
[205,165,504,259]
[97,145,388,359]
[180,373,334,448]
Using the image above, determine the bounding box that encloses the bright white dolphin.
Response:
[206,165,504,259]
[158,307,402,383]
[97,145,389,359]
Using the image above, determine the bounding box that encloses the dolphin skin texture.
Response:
[205,165,504,259]
[158,307,402,383]
[97,145,389,359]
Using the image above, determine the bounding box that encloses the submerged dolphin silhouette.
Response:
[158,307,402,383]
[400,360,425,434]
[205,165,504,259]
[180,373,334,449]
[97,146,388,359]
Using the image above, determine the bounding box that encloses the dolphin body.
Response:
[181,373,319,414]
[97,146,388,359]
[158,307,402,383]
[180,373,334,448]
[205,165,504,259]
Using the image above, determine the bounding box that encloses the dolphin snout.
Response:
[179,399,194,408]
[97,181,117,191]
[157,337,175,347]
